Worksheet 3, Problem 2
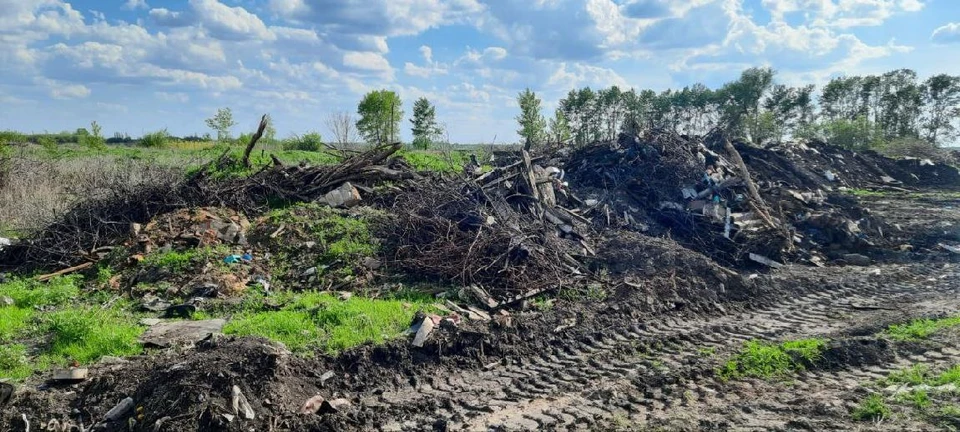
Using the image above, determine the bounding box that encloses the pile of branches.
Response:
[0,138,411,271]
[383,151,592,304]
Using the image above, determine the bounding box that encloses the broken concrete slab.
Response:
[139,319,226,348]
[232,385,255,420]
[319,182,361,208]
[412,315,436,347]
[139,318,162,326]
[749,253,784,269]
[51,368,88,383]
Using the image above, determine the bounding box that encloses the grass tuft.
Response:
[0,275,82,308]
[44,307,144,364]
[885,316,960,341]
[852,394,891,421]
[719,338,826,380]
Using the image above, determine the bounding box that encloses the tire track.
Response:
[369,263,960,431]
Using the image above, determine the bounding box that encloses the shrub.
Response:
[282,132,324,152]
[139,129,170,148]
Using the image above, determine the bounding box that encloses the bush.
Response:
[282,132,324,152]
[139,129,170,148]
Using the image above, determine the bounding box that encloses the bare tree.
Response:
[324,111,357,150]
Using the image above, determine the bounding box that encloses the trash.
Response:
[0,237,10,251]
[241,253,253,261]
[103,397,135,422]
[940,243,960,255]
[252,276,271,292]
[222,413,235,423]
[824,170,837,182]
[163,304,197,319]
[301,267,317,277]
[320,371,335,383]
[51,368,88,382]
[140,294,172,313]
[223,255,243,264]
[319,182,362,208]
[842,253,872,266]
[0,382,13,407]
[411,315,437,347]
[319,398,351,414]
[300,395,326,414]
[138,319,226,348]
[1,296,13,307]
[749,253,784,269]
[232,385,255,420]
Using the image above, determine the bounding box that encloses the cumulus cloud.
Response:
[122,0,148,11]
[342,51,393,76]
[268,0,483,38]
[932,22,960,44]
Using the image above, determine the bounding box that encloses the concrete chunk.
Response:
[139,319,226,348]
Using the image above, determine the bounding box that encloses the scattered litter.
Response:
[319,182,362,208]
[300,395,326,414]
[0,237,10,251]
[140,294,172,313]
[940,243,960,255]
[412,315,438,347]
[232,385,255,420]
[223,255,243,264]
[103,397,135,422]
[749,253,784,269]
[824,170,836,182]
[319,398,351,414]
[320,371,335,383]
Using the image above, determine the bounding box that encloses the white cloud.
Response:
[156,91,190,103]
[546,62,629,90]
[188,0,274,40]
[932,22,960,44]
[420,45,433,63]
[123,0,148,11]
[41,79,91,99]
[342,51,393,76]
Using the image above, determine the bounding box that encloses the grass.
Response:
[397,149,469,173]
[265,203,379,275]
[0,276,146,381]
[719,338,826,380]
[884,316,960,341]
[883,364,931,386]
[846,188,888,197]
[896,388,932,410]
[224,291,434,354]
[140,245,231,275]
[852,394,891,421]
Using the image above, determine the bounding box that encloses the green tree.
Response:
[516,88,546,150]
[356,90,403,145]
[205,107,237,142]
[263,113,277,144]
[547,108,572,145]
[79,121,106,150]
[921,74,960,146]
[719,67,776,140]
[410,97,442,150]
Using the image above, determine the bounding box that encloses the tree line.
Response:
[516,67,960,153]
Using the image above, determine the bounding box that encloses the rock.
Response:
[361,257,382,270]
[584,199,599,207]
[320,371,335,383]
[304,241,317,249]
[337,291,353,301]
[301,267,317,277]
[842,253,872,266]
[51,368,88,382]
[129,223,142,237]
[138,319,226,348]
[232,385,255,420]
[139,318,162,326]
[140,295,171,313]
[412,315,436,347]
[0,296,13,307]
[824,170,837,182]
[320,182,362,208]
[222,414,235,423]
[749,253,784,269]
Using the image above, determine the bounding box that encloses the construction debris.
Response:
[232,385,255,420]
[51,368,88,383]
[138,319,226,348]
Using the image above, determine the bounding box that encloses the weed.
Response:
[397,150,468,173]
[96,265,115,287]
[223,310,323,352]
[846,189,888,197]
[142,249,196,274]
[936,365,960,386]
[139,129,170,148]
[885,316,960,341]
[852,394,891,421]
[883,364,932,386]
[896,389,931,410]
[719,338,826,380]
[0,275,81,308]
[942,405,960,417]
[531,296,554,311]
[281,132,324,152]
[698,347,717,357]
[43,307,144,364]
[267,203,379,271]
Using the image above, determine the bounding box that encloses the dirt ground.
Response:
[0,191,957,431]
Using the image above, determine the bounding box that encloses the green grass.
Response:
[224,291,433,354]
[883,364,932,386]
[846,188,888,197]
[885,316,960,341]
[397,150,469,173]
[265,203,379,274]
[852,394,891,421]
[140,245,231,274]
[935,365,960,386]
[719,338,827,380]
[896,389,932,410]
[0,276,146,381]
[0,275,81,308]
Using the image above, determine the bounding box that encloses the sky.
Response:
[1,0,959,144]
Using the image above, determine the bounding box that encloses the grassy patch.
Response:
[719,338,826,380]
[852,394,891,421]
[0,275,81,308]
[883,364,931,386]
[265,203,379,276]
[43,307,144,364]
[846,188,888,197]
[224,291,432,354]
[884,316,960,341]
[0,344,33,381]
[0,307,34,341]
[895,389,932,411]
[398,150,468,173]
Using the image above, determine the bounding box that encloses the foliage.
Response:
[43,307,143,364]
[547,108,572,145]
[263,113,277,144]
[410,97,442,150]
[820,115,883,151]
[895,389,931,410]
[884,315,960,341]
[0,275,82,308]
[205,107,237,142]
[398,149,468,173]
[516,88,547,149]
[356,90,403,145]
[719,338,826,380]
[0,344,32,380]
[78,121,106,150]
[852,394,891,421]
[0,307,33,341]
[281,132,324,152]
[139,129,170,148]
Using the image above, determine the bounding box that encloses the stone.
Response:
[163,304,197,319]
[0,382,13,407]
[232,385,255,420]
[412,316,436,347]
[139,318,162,327]
[0,296,13,307]
[139,319,226,348]
[842,253,872,266]
[320,182,362,208]
[319,398,351,414]
[300,395,326,414]
[51,368,88,382]
[301,267,317,277]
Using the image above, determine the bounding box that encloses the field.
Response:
[1,132,960,432]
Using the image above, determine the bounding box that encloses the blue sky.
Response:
[1,0,959,143]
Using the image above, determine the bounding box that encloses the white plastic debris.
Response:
[824,170,837,182]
